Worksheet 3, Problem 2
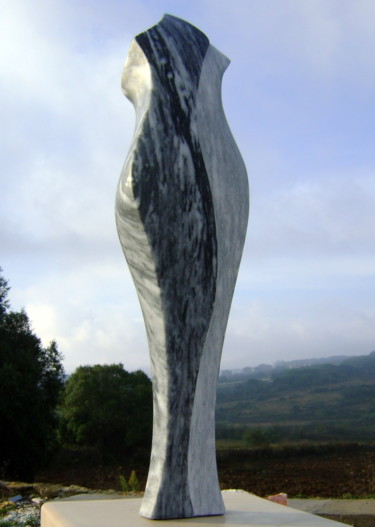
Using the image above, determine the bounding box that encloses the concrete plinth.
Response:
[41,491,350,527]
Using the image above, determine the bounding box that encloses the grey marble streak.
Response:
[115,14,248,520]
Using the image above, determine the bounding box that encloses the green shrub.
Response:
[119,474,129,492]
[119,470,140,492]
[128,470,140,492]
[59,365,152,462]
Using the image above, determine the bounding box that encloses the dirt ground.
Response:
[36,443,375,498]
[217,444,375,498]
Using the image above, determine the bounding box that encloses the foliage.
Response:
[24,516,39,527]
[0,273,10,317]
[0,269,65,480]
[0,520,16,527]
[118,474,129,492]
[217,378,270,403]
[119,470,140,492]
[271,363,356,390]
[0,504,16,520]
[128,470,140,491]
[59,364,152,461]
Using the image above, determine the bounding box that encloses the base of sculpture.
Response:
[41,491,349,527]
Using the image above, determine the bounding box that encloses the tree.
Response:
[0,271,10,316]
[0,269,65,480]
[59,364,152,461]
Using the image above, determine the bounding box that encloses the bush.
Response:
[59,364,152,462]
[128,470,140,491]
[119,470,140,492]
[119,474,129,492]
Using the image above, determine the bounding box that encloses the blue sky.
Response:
[1,0,374,373]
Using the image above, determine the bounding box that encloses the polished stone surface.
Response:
[116,15,249,519]
[41,491,350,527]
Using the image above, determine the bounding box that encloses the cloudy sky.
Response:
[2,0,374,374]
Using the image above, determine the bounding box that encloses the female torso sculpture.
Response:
[116,15,249,519]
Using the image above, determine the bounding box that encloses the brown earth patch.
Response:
[217,443,375,497]
[35,443,375,498]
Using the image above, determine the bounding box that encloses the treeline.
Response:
[219,355,352,383]
[218,355,375,402]
[0,270,152,481]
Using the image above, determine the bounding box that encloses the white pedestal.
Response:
[41,491,349,527]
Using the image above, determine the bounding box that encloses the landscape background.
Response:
[38,349,375,498]
[1,273,374,498]
[217,350,375,445]
[1,0,374,507]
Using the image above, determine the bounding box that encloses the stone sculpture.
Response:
[115,15,249,520]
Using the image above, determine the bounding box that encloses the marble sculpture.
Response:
[115,14,249,520]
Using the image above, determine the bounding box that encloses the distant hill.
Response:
[219,353,365,382]
[216,351,375,444]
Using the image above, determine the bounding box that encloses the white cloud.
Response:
[249,168,375,259]
[222,295,375,369]
[23,262,150,373]
[1,0,138,261]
